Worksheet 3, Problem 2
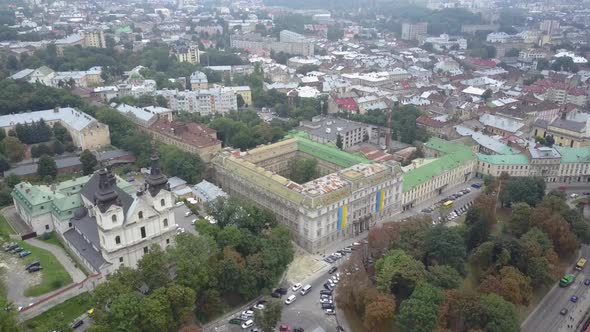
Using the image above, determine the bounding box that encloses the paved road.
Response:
[173,204,199,235]
[522,245,590,332]
[26,238,86,282]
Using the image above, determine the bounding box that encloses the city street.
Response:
[205,179,484,332]
[522,245,590,332]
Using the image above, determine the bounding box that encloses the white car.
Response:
[292,283,302,292]
[241,319,254,329]
[253,303,265,310]
[324,308,336,315]
[285,295,296,305]
[241,310,254,317]
[175,201,184,206]
[571,193,580,198]
[320,298,333,304]
[191,219,197,225]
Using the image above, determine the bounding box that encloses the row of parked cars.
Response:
[4,243,39,272]
[323,243,358,264]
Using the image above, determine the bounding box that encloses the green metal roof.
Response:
[425,137,472,155]
[556,147,590,163]
[476,153,530,165]
[403,151,475,192]
[289,131,369,167]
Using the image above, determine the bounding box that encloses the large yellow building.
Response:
[225,86,252,106]
[81,30,107,48]
[174,44,200,64]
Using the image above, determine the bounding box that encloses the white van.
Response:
[300,284,312,296]
[241,319,254,329]
[285,294,296,305]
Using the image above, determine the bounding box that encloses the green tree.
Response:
[482,89,492,100]
[0,154,10,172]
[53,140,65,155]
[237,94,245,108]
[375,249,427,299]
[479,294,519,332]
[327,25,343,41]
[505,48,520,57]
[137,244,170,291]
[551,56,578,73]
[426,265,462,289]
[536,58,549,71]
[501,177,546,207]
[5,173,21,188]
[254,300,283,332]
[506,203,531,237]
[37,155,57,179]
[139,290,173,332]
[397,283,443,332]
[2,137,26,162]
[288,157,318,183]
[336,133,343,150]
[479,266,533,305]
[79,149,98,175]
[425,225,466,273]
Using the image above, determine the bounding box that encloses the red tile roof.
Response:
[470,58,497,67]
[334,97,358,111]
[416,116,446,128]
[150,119,220,149]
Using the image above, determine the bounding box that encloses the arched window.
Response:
[160,199,165,207]
[163,218,168,227]
[115,236,121,245]
[112,215,117,223]
[138,211,143,219]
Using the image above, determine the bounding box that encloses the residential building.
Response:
[115,104,173,128]
[173,43,200,65]
[0,107,110,150]
[147,118,221,162]
[190,71,208,90]
[80,29,107,48]
[224,86,252,106]
[401,22,428,41]
[416,116,453,139]
[12,160,177,275]
[230,31,314,56]
[540,20,560,35]
[486,32,511,43]
[193,180,227,204]
[300,116,370,149]
[212,133,403,252]
[533,117,590,148]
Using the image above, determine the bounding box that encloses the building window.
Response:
[115,236,121,245]
[112,215,117,223]
[45,225,49,230]
[119,257,123,263]
[163,218,168,227]
[68,222,72,227]
[166,238,170,244]
[138,211,143,219]
[160,199,165,207]
[143,246,148,254]
[141,226,146,238]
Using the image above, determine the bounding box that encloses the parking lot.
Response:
[418,184,481,226]
[173,204,199,235]
[1,244,41,309]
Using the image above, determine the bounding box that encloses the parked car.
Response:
[471,183,482,189]
[241,310,254,317]
[320,290,333,296]
[328,266,337,274]
[285,295,296,305]
[323,283,333,291]
[28,265,42,273]
[279,325,292,332]
[584,279,590,286]
[271,291,281,298]
[276,288,288,295]
[25,261,40,271]
[324,308,336,315]
[226,316,240,324]
[3,243,17,252]
[321,303,334,310]
[571,295,579,303]
[19,251,31,258]
[292,283,302,292]
[71,320,84,328]
[293,328,304,332]
[320,298,333,304]
[11,247,24,253]
[241,319,254,329]
[560,308,568,316]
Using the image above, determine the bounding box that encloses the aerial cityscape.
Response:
[2,0,590,331]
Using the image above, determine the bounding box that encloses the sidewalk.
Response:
[26,238,86,283]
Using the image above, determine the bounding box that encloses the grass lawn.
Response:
[24,292,93,332]
[40,232,64,248]
[19,240,73,297]
[0,215,15,239]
